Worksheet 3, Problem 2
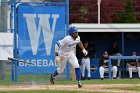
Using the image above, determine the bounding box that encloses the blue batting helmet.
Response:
[69,26,78,34]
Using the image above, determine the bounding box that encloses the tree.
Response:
[112,0,137,23]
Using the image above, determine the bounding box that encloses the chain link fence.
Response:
[0,0,12,83]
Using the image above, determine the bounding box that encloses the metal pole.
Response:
[97,0,101,24]
[66,0,70,80]
[12,0,18,82]
[65,0,69,35]
[11,0,14,82]
[122,32,124,56]
[108,59,112,79]
[122,32,125,78]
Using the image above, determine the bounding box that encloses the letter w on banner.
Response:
[17,5,65,74]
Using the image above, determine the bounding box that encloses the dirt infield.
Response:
[0,84,140,93]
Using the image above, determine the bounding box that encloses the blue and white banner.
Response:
[17,5,65,74]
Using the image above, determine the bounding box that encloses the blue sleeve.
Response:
[56,41,61,47]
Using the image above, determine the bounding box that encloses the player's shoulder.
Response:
[63,35,71,40]
[63,35,80,41]
[77,35,80,39]
[61,35,71,42]
[76,35,80,40]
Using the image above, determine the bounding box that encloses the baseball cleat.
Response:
[100,78,104,80]
[78,83,82,88]
[113,77,117,79]
[50,74,55,84]
[87,77,90,80]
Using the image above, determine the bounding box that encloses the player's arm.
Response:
[126,60,132,68]
[55,37,67,62]
[136,59,139,67]
[137,61,140,67]
[55,42,60,63]
[127,63,131,68]
[55,44,59,56]
[78,41,88,56]
[55,37,67,56]
[78,41,84,50]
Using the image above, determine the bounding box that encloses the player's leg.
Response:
[85,58,91,80]
[137,67,140,79]
[81,58,86,80]
[69,53,82,88]
[128,67,133,79]
[99,66,105,80]
[50,56,67,84]
[111,66,117,79]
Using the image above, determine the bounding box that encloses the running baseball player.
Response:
[50,26,88,88]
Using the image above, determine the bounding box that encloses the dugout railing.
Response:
[108,56,140,79]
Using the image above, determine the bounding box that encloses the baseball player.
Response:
[99,52,118,80]
[108,40,122,67]
[50,26,88,88]
[126,52,140,79]
[81,41,91,80]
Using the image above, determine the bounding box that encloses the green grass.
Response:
[55,79,140,85]
[108,86,140,91]
[0,81,15,85]
[3,69,140,85]
[0,78,140,85]
[18,74,50,82]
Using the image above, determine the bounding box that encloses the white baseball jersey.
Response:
[57,35,80,56]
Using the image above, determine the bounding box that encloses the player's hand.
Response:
[56,56,60,64]
[55,44,59,53]
[82,49,88,56]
